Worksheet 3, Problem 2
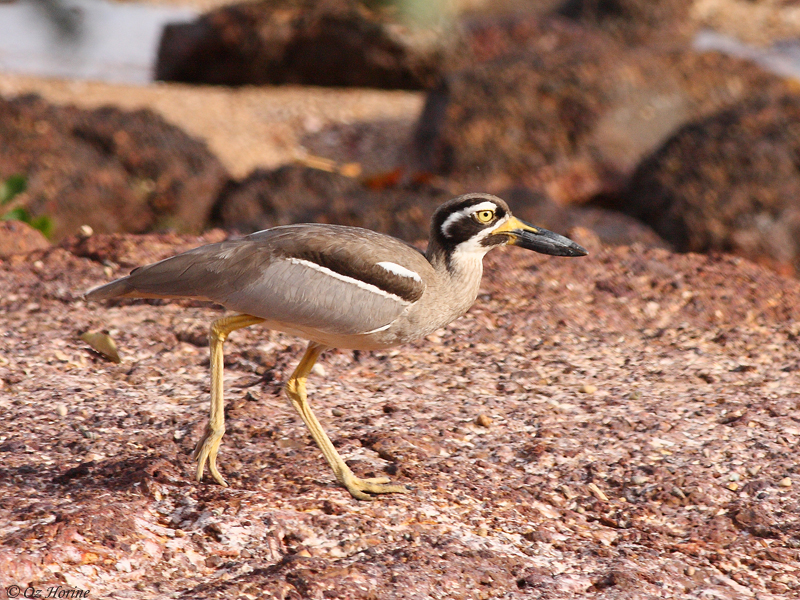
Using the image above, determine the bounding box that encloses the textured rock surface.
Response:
[214,164,451,241]
[413,16,794,202]
[1,233,799,598]
[611,94,800,276]
[214,164,666,248]
[156,0,454,89]
[0,221,50,258]
[0,95,228,240]
[556,0,694,43]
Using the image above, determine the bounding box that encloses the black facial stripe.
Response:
[442,214,483,243]
[480,233,511,247]
[278,248,424,303]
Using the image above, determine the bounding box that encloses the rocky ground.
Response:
[1,231,799,599]
[2,0,800,597]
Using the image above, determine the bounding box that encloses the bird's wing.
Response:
[90,225,432,336]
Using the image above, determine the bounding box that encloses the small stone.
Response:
[81,331,121,364]
[632,475,648,485]
[671,487,686,499]
[115,558,133,573]
[476,527,489,537]
[311,363,326,377]
[686,566,696,577]
[727,482,739,492]
[79,224,94,238]
[475,414,493,428]
[588,482,608,502]
[779,477,792,488]
[205,555,224,568]
[580,384,597,394]
[332,408,345,417]
[56,404,68,417]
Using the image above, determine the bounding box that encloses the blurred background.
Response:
[3,0,800,278]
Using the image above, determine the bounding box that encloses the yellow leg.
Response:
[192,313,265,486]
[286,341,408,500]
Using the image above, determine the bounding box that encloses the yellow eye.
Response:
[474,210,495,224]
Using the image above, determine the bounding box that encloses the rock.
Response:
[0,95,229,241]
[214,164,451,242]
[556,0,693,44]
[0,221,50,257]
[611,94,800,275]
[156,0,454,89]
[412,17,793,202]
[499,186,668,249]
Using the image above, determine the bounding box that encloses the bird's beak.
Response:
[494,217,588,257]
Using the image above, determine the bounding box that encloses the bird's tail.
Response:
[85,277,136,300]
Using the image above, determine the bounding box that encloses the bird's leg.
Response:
[193,313,265,486]
[286,341,409,500]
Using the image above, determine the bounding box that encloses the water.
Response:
[0,0,196,84]
[694,29,800,82]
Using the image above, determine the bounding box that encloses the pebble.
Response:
[779,477,792,488]
[587,482,608,502]
[632,475,648,485]
[727,482,739,492]
[56,404,68,417]
[332,408,344,417]
[579,384,597,394]
[475,414,493,428]
[311,363,326,377]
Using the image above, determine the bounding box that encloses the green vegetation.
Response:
[0,174,53,238]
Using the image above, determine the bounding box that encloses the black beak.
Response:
[503,218,588,257]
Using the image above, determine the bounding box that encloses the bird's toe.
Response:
[342,473,409,500]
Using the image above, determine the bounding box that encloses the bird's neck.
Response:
[426,242,487,313]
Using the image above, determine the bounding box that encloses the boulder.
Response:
[156,0,454,89]
[413,17,794,203]
[610,94,800,275]
[0,221,50,258]
[0,95,229,240]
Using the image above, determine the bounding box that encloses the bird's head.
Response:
[428,193,587,266]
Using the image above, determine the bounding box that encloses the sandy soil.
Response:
[0,72,423,178]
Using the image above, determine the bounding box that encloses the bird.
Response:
[85,193,587,500]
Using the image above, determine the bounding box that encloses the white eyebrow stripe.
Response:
[441,201,498,237]
[287,258,411,304]
[377,261,422,282]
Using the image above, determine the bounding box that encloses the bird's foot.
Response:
[340,471,408,501]
[192,425,228,487]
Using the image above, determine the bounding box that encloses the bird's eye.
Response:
[474,210,495,224]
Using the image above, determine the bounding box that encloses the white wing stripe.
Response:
[376,261,422,282]
[288,258,412,304]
